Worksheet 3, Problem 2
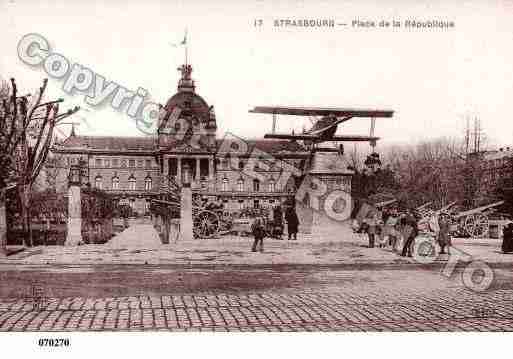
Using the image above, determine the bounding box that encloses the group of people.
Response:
[251,205,299,252]
[360,207,453,257]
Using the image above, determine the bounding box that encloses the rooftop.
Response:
[56,135,308,155]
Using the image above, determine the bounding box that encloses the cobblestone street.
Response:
[2,224,513,332]
[1,266,512,332]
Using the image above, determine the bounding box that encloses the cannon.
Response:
[191,197,236,238]
[452,201,504,238]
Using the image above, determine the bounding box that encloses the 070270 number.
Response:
[38,338,70,347]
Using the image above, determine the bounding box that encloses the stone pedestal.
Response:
[298,150,355,240]
[0,201,7,255]
[180,186,193,241]
[66,185,82,245]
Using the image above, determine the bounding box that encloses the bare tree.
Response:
[1,78,79,247]
[379,136,491,209]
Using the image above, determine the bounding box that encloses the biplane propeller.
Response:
[249,106,393,146]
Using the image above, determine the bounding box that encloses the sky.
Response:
[1,0,513,151]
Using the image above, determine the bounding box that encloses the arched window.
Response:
[222,178,229,191]
[237,178,244,192]
[268,178,276,192]
[128,175,136,191]
[95,175,103,189]
[112,176,119,190]
[253,179,260,192]
[238,160,244,170]
[144,176,152,191]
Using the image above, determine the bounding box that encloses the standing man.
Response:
[272,205,284,239]
[285,204,299,240]
[251,217,266,253]
[365,209,379,248]
[438,213,452,255]
[502,222,513,253]
[401,209,419,257]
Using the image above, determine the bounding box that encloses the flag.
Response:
[181,29,187,45]
[170,29,188,47]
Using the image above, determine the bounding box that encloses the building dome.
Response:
[162,64,213,125]
[164,91,211,123]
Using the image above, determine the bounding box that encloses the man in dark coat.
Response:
[251,217,266,252]
[401,210,419,257]
[285,206,299,240]
[502,223,513,254]
[272,205,284,239]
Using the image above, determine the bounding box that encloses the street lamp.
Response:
[68,164,81,186]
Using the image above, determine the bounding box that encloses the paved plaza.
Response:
[2,223,512,266]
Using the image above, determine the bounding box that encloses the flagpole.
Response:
[185,28,188,66]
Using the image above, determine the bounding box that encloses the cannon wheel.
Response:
[464,214,475,237]
[464,213,489,238]
[472,213,489,238]
[193,209,220,238]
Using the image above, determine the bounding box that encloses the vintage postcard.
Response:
[0,0,512,355]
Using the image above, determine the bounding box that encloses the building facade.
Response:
[468,147,513,206]
[51,64,312,215]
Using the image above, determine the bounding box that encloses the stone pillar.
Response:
[196,158,201,181]
[0,194,7,255]
[66,185,83,245]
[163,155,169,177]
[162,216,170,244]
[180,185,194,241]
[208,158,214,180]
[177,157,182,185]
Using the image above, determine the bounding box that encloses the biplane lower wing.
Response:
[264,133,380,142]
[264,133,318,140]
[330,135,380,142]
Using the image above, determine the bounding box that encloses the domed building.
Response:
[52,63,310,215]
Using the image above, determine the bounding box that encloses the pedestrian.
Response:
[251,217,266,253]
[285,205,299,240]
[502,222,513,254]
[401,210,419,257]
[438,213,452,255]
[272,205,284,240]
[365,210,379,248]
[383,211,399,249]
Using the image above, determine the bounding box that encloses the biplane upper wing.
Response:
[264,133,381,142]
[250,106,394,118]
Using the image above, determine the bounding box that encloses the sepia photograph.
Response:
[1,0,512,356]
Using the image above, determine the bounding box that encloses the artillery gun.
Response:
[151,176,233,239]
[452,201,505,238]
[191,196,233,238]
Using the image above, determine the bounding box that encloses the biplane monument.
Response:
[249,106,393,237]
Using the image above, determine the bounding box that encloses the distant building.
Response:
[51,63,310,214]
[467,147,513,205]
